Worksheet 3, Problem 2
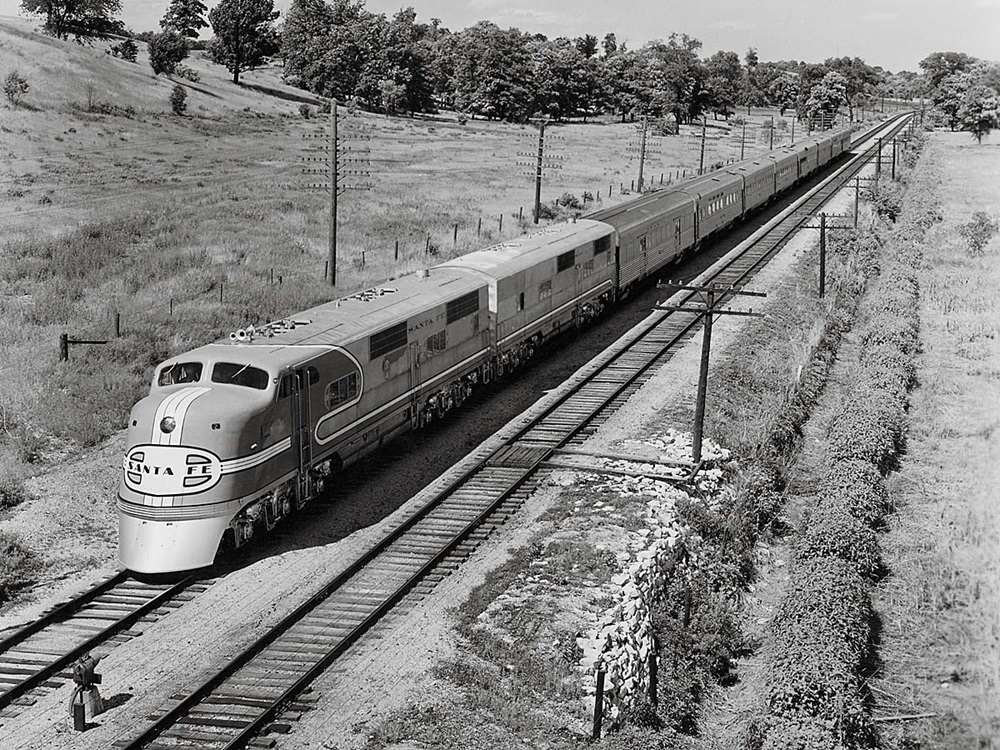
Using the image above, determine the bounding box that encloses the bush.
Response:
[828,385,905,472]
[766,558,876,746]
[148,31,189,76]
[759,716,844,750]
[173,64,200,82]
[0,531,40,605]
[298,103,311,119]
[109,39,138,62]
[3,69,29,106]
[797,502,884,580]
[0,474,32,510]
[170,84,187,116]
[819,459,891,528]
[957,211,998,256]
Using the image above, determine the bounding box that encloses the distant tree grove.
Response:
[18,0,998,141]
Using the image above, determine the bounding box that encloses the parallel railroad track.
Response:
[117,113,914,750]
[0,573,208,718]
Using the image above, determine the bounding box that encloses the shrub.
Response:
[827,385,905,472]
[797,502,884,580]
[298,103,311,119]
[759,716,844,750]
[3,69,29,106]
[0,475,31,510]
[109,39,139,62]
[148,31,189,76]
[0,531,39,605]
[819,459,891,528]
[170,84,187,116]
[957,211,998,256]
[173,64,201,82]
[766,558,876,746]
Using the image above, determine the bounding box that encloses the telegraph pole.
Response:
[656,282,766,463]
[698,116,707,175]
[517,118,562,223]
[329,99,338,286]
[637,114,648,191]
[740,120,747,160]
[301,99,371,286]
[533,118,545,224]
[769,115,774,149]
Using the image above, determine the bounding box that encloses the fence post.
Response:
[477,217,482,238]
[219,281,224,304]
[591,668,605,740]
[115,312,121,338]
[395,240,399,260]
[59,333,69,362]
[453,223,458,247]
[498,213,503,233]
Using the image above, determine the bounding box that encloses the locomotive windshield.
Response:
[157,362,203,386]
[211,362,270,390]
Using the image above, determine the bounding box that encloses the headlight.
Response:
[160,416,177,434]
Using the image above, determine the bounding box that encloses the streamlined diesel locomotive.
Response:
[119,126,855,573]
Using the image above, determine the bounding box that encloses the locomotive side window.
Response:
[426,330,447,353]
[594,234,610,254]
[370,322,408,360]
[517,292,525,312]
[307,366,319,386]
[325,372,359,409]
[557,250,575,273]
[446,291,480,323]
[158,361,203,386]
[212,362,269,390]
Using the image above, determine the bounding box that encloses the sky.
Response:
[1,0,998,73]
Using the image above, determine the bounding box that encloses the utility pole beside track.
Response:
[656,282,766,463]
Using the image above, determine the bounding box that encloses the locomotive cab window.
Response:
[158,361,203,386]
[557,250,575,273]
[212,362,269,390]
[325,372,359,409]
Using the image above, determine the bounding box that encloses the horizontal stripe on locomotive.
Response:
[118,470,297,520]
[498,279,614,346]
[123,438,293,498]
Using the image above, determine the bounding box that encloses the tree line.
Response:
[16,0,999,141]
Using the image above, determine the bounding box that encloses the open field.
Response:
[872,131,1000,748]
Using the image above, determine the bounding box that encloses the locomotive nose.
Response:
[118,513,230,574]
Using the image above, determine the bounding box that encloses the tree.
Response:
[704,50,741,119]
[767,73,799,116]
[209,0,279,85]
[148,31,189,75]
[20,0,124,42]
[958,82,1000,144]
[446,21,533,122]
[919,51,976,91]
[824,56,881,121]
[574,33,598,59]
[160,0,208,39]
[803,71,847,128]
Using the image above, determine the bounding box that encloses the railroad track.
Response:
[0,572,209,718]
[114,113,913,750]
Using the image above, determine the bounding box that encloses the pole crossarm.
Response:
[655,305,764,318]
